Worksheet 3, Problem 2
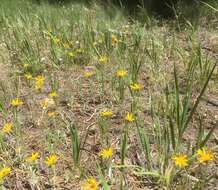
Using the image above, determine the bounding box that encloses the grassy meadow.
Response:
[0,0,217,189]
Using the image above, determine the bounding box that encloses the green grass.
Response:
[0,0,217,189]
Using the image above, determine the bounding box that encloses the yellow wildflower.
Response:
[53,37,61,45]
[26,152,39,162]
[68,52,75,57]
[35,75,45,90]
[98,38,103,44]
[49,91,58,98]
[100,110,113,118]
[2,122,12,134]
[76,48,84,54]
[11,98,23,107]
[24,73,32,80]
[0,167,11,180]
[99,147,113,159]
[93,42,98,47]
[47,111,56,118]
[116,69,127,78]
[98,56,108,65]
[172,154,188,168]
[45,154,58,167]
[63,42,70,49]
[130,83,143,91]
[125,112,135,122]
[23,63,29,68]
[82,177,98,190]
[111,34,118,46]
[197,148,215,163]
[84,71,95,78]
[40,98,55,110]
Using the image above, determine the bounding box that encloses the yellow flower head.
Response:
[98,56,108,65]
[45,154,58,167]
[76,48,84,54]
[172,154,188,168]
[125,112,135,122]
[93,42,98,47]
[82,177,98,190]
[100,110,113,118]
[23,63,30,68]
[2,122,13,134]
[84,71,95,78]
[99,147,113,159]
[130,83,143,91]
[197,148,215,164]
[53,37,61,45]
[26,152,39,162]
[35,75,45,91]
[116,69,127,78]
[98,38,103,44]
[49,91,58,98]
[40,98,55,110]
[68,52,75,58]
[11,98,23,107]
[24,73,32,80]
[63,42,70,49]
[0,167,11,180]
[47,111,56,118]
[111,34,118,46]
